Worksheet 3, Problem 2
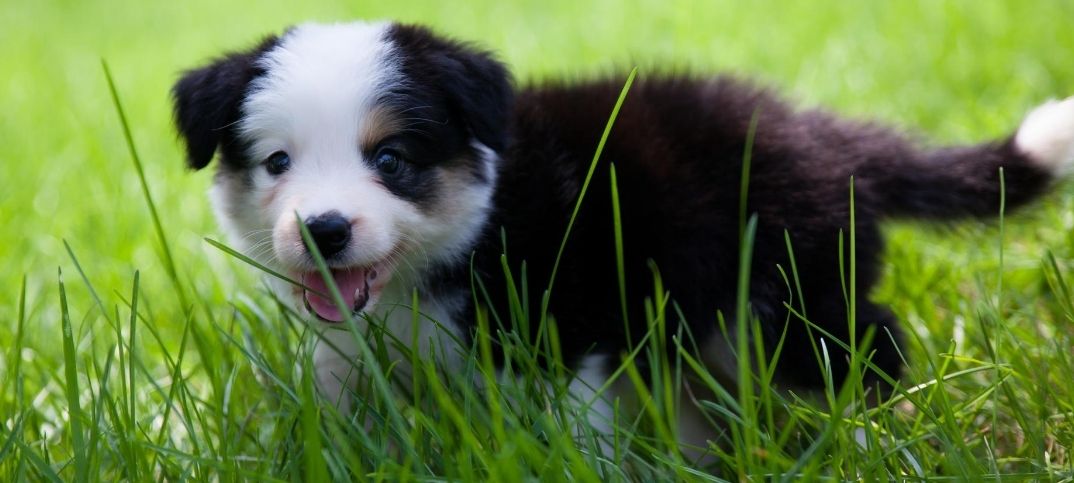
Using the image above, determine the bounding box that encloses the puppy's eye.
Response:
[264,151,291,176]
[373,148,405,175]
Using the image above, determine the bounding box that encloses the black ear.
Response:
[434,47,513,152]
[388,25,514,152]
[171,36,278,170]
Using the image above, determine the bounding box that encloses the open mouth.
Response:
[301,264,389,323]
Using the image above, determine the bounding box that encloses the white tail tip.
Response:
[1016,96,1074,175]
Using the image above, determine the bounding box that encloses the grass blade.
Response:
[293,213,415,455]
[58,268,88,483]
[738,109,760,242]
[204,237,324,296]
[540,67,637,320]
[102,59,188,308]
[610,163,631,345]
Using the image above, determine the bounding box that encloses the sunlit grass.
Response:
[2,0,1074,480]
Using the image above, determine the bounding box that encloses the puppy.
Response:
[172,21,1074,455]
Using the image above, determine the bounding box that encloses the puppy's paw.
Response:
[1016,96,1074,174]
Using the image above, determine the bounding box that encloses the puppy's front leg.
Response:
[310,329,363,413]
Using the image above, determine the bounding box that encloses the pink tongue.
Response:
[303,268,368,322]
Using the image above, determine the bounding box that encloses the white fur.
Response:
[676,389,718,464]
[227,21,498,273]
[676,328,738,463]
[206,23,765,460]
[312,290,467,407]
[564,346,729,464]
[567,353,618,456]
[1015,96,1074,174]
[210,21,498,405]
[240,21,409,272]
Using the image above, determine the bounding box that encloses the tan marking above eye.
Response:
[359,105,403,152]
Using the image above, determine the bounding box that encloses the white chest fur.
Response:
[308,285,468,408]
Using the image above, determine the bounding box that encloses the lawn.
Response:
[2,0,1073,480]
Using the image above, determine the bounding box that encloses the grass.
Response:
[2,0,1074,480]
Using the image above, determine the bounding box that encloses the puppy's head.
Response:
[172,21,512,322]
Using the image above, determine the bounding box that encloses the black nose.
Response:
[305,212,351,258]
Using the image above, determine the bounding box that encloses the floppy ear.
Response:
[171,36,278,170]
[390,25,514,153]
[434,47,513,152]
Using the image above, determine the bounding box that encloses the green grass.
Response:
[3,0,1074,480]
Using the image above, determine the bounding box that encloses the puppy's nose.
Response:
[304,212,351,258]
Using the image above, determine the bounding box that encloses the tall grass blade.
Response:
[204,237,318,294]
[102,60,188,308]
[734,214,758,477]
[739,109,760,242]
[610,163,631,344]
[126,271,140,481]
[294,213,414,455]
[62,241,112,325]
[541,67,637,319]
[58,268,88,483]
[8,276,28,408]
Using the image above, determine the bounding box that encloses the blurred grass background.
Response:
[2,0,1074,479]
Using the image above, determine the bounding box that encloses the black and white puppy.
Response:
[173,21,1074,452]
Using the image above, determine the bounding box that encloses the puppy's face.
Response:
[173,22,512,322]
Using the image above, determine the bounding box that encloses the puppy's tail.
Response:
[855,97,1074,219]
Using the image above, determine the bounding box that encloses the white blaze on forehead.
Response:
[225,21,414,272]
[239,21,398,161]
[217,20,498,292]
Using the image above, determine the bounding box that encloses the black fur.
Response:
[361,139,443,207]
[387,24,513,155]
[172,36,279,170]
[330,24,514,206]
[175,24,1057,393]
[457,76,1050,389]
